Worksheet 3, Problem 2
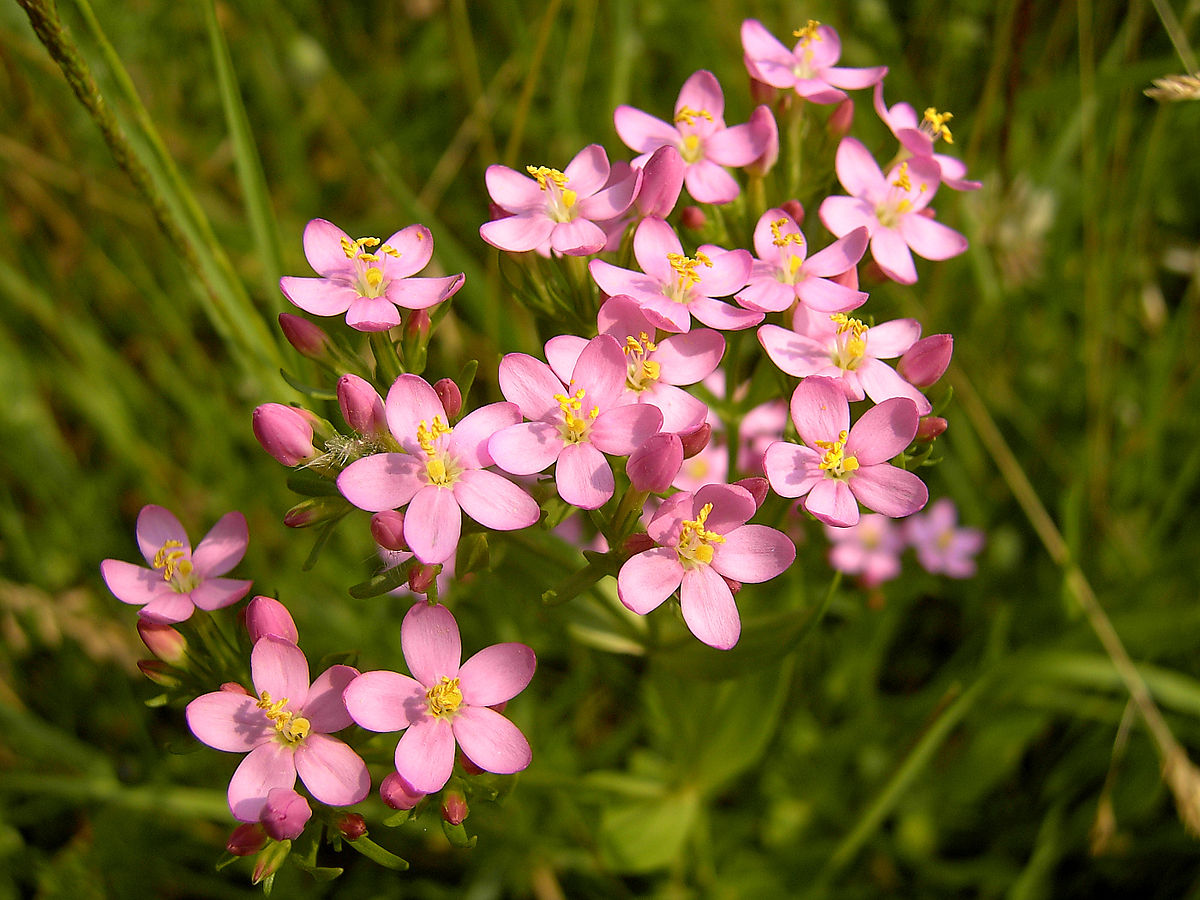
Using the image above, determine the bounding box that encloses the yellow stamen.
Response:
[674,106,714,127]
[526,165,569,191]
[426,676,463,718]
[667,251,713,299]
[893,161,913,193]
[770,217,804,249]
[922,107,954,144]
[152,540,193,584]
[793,20,822,42]
[364,267,384,289]
[830,314,869,368]
[554,389,599,443]
[677,503,726,568]
[416,416,455,486]
[814,430,860,478]
[681,133,703,163]
[257,691,311,744]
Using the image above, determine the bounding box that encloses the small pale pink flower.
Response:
[100,505,252,624]
[480,145,639,256]
[904,498,984,578]
[873,84,981,191]
[825,515,904,587]
[741,19,886,105]
[489,335,663,509]
[343,602,535,794]
[280,218,464,332]
[185,636,370,821]
[759,306,933,414]
[589,218,758,333]
[736,209,868,314]
[764,376,928,527]
[819,138,967,285]
[337,374,540,564]
[614,70,771,205]
[617,483,796,649]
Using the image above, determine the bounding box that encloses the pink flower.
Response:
[343,602,535,794]
[741,19,886,105]
[873,84,981,191]
[759,306,933,414]
[764,376,928,527]
[337,375,541,564]
[735,209,868,314]
[480,145,639,256]
[489,335,663,509]
[818,138,967,284]
[825,515,904,587]
[617,483,796,649]
[614,70,770,205]
[904,498,984,578]
[185,636,370,821]
[543,295,724,432]
[280,218,464,332]
[589,218,758,333]
[261,788,312,841]
[100,505,252,624]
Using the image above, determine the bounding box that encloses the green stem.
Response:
[369,331,404,386]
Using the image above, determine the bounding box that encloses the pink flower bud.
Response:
[458,752,485,776]
[897,335,953,388]
[734,476,769,509]
[136,621,187,665]
[623,532,657,556]
[627,433,683,492]
[744,105,779,177]
[336,813,368,841]
[828,98,855,138]
[220,681,251,695]
[337,374,386,435]
[278,313,332,360]
[679,422,712,459]
[781,200,805,227]
[405,309,431,339]
[370,510,408,551]
[137,659,181,688]
[252,403,318,466]
[433,378,463,420]
[680,206,707,231]
[722,575,743,596]
[380,772,426,810]
[245,596,299,644]
[226,823,267,856]
[262,788,311,841]
[442,790,469,826]
[635,146,685,218]
[284,496,347,528]
[916,416,948,442]
[408,563,439,594]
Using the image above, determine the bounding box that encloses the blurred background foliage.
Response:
[1,0,1200,896]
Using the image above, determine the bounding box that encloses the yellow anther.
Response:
[364,267,384,288]
[667,251,713,297]
[674,106,714,127]
[358,252,381,263]
[526,165,570,191]
[922,107,954,144]
[340,236,356,259]
[358,237,380,248]
[152,540,193,584]
[770,217,805,249]
[793,20,822,42]
[814,430,860,477]
[830,314,868,367]
[256,691,311,744]
[416,416,453,457]
[677,502,726,568]
[380,243,401,258]
[553,388,597,443]
[624,333,661,391]
[426,676,463,718]
[893,161,913,193]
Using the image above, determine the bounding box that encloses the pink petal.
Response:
[544,334,587,383]
[633,217,683,282]
[385,274,464,311]
[846,397,920,465]
[556,441,614,510]
[590,403,663,455]
[345,297,401,332]
[835,137,887,198]
[100,559,171,607]
[763,441,824,499]
[343,670,426,732]
[824,64,888,90]
[795,276,867,314]
[677,70,725,123]
[804,227,869,277]
[380,224,435,278]
[680,565,741,649]
[871,228,918,284]
[139,592,196,624]
[405,485,462,564]
[135,505,189,564]
[688,296,763,331]
[563,143,610,197]
[646,492,692,545]
[570,334,627,410]
[614,105,679,154]
[694,248,753,298]
[189,577,253,612]
[790,376,850,445]
[711,524,796,583]
[252,636,310,709]
[302,218,355,278]
[805,478,860,527]
[741,19,792,66]
[394,717,456,794]
[186,692,271,752]
[294,733,370,807]
[484,165,544,212]
[684,161,740,205]
[453,468,541,530]
[301,665,359,733]
[488,421,564,476]
[850,465,928,518]
[452,706,532,775]
[190,511,248,577]
[402,601,461,686]
[386,374,449,452]
[588,260,663,306]
[458,643,536,707]
[577,170,638,220]
[449,401,522,469]
[818,195,876,240]
[898,214,968,261]
[550,219,606,256]
[228,742,297,822]
[694,483,757,533]
[706,122,766,167]
[654,330,725,384]
[617,547,683,614]
[864,319,921,359]
[498,353,563,422]
[640,384,709,433]
[856,359,932,415]
[279,276,357,316]
[480,214,557,253]
[337,453,424,512]
[637,293,694,333]
[737,278,795,314]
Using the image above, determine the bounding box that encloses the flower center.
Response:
[770,218,806,284]
[341,235,401,299]
[829,313,868,370]
[417,416,459,487]
[623,332,661,392]
[814,430,860,479]
[526,165,578,223]
[791,20,822,78]
[666,251,712,302]
[554,388,600,444]
[921,108,954,144]
[793,19,822,43]
[875,162,926,228]
[426,676,463,718]
[152,540,198,593]
[676,502,726,568]
[257,691,310,744]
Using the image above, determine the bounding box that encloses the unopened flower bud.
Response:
[679,422,712,459]
[636,145,685,218]
[284,496,349,529]
[897,335,953,388]
[734,476,769,509]
[137,659,181,688]
[380,772,426,810]
[404,309,431,340]
[136,621,187,666]
[262,788,311,841]
[370,510,408,552]
[226,823,267,856]
[680,206,707,231]
[408,563,439,594]
[828,98,855,138]
[627,433,683,492]
[781,200,805,227]
[245,596,299,644]
[335,812,367,841]
[442,790,469,826]
[433,378,463,420]
[916,416,948,442]
[278,313,332,360]
[251,840,292,885]
[252,403,318,466]
[337,374,387,435]
[744,105,779,177]
[722,575,743,596]
[623,532,657,556]
[458,752,485,776]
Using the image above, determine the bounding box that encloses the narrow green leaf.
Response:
[346,836,409,871]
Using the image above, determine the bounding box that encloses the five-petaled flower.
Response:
[740,19,887,104]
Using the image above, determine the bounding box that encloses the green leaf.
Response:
[600,788,700,873]
[441,820,478,849]
[346,836,410,871]
[689,662,792,790]
[349,560,416,598]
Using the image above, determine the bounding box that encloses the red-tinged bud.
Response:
[623,532,656,556]
[226,823,267,856]
[488,699,508,714]
[262,788,311,841]
[722,575,743,596]
[781,200,805,227]
[898,335,953,388]
[252,403,318,466]
[433,378,463,420]
[831,264,859,290]
[284,496,349,529]
[380,772,426,810]
[245,596,299,644]
[828,98,855,138]
[916,416,948,442]
[337,374,387,435]
[636,146,685,218]
[679,422,712,459]
[734,476,769,509]
[408,563,439,594]
[680,206,707,231]
[370,510,408,552]
[458,752,485,776]
[744,106,779,177]
[251,840,291,885]
[749,75,777,106]
[442,790,469,826]
[221,682,251,695]
[278,313,332,360]
[487,202,509,223]
[136,621,187,666]
[405,309,431,340]
[627,433,683,492]
[335,813,368,841]
[137,659,181,688]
